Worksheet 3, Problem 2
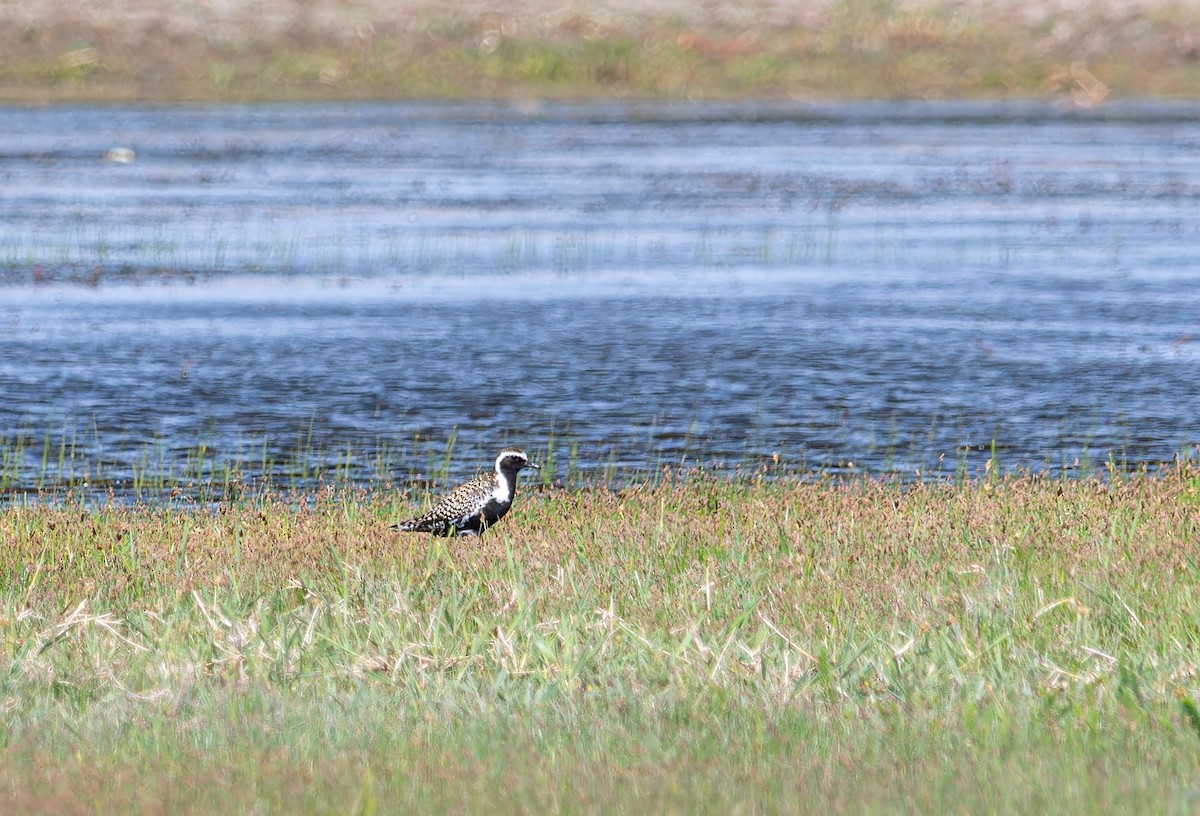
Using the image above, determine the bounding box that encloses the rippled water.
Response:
[2,101,1198,495]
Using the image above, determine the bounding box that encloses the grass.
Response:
[3,1,1200,102]
[2,465,1200,812]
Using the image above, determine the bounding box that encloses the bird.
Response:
[393,447,539,536]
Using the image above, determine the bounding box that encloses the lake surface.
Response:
[1,101,1198,496]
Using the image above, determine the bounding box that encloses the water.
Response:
[2,101,1198,496]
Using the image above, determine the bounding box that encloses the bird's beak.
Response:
[529,462,541,470]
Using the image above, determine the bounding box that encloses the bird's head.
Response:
[495,448,539,474]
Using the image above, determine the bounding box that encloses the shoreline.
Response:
[3,0,1199,103]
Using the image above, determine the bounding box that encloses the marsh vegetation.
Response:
[2,467,1199,812]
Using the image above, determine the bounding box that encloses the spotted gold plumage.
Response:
[393,447,538,536]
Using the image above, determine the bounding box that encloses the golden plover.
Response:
[393,447,539,536]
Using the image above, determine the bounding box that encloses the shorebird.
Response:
[393,447,539,536]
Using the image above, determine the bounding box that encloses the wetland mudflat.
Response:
[2,101,1198,495]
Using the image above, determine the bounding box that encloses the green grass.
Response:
[2,467,1200,812]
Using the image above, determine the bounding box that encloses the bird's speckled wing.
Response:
[396,472,495,535]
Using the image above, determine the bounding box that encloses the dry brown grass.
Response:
[5,469,1198,616]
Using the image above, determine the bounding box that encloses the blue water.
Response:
[1,101,1198,495]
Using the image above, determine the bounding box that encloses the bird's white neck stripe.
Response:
[491,471,514,504]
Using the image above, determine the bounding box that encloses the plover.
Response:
[393,447,539,536]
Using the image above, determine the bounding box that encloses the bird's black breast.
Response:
[480,498,511,528]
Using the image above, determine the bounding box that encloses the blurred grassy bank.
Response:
[2,470,1199,812]
[2,0,1199,103]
